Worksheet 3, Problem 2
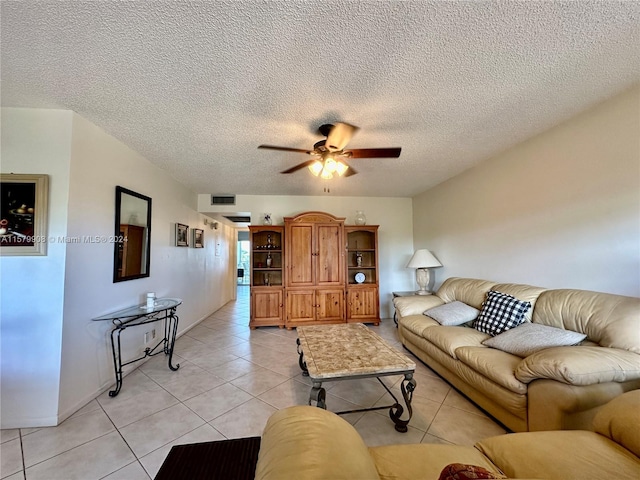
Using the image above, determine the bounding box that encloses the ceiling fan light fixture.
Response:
[335,161,349,176]
[308,160,323,176]
[324,157,337,173]
[265,122,401,178]
[320,168,333,180]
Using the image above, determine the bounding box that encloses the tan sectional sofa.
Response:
[393,277,640,432]
[254,390,640,479]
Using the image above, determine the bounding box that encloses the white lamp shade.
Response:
[406,249,442,269]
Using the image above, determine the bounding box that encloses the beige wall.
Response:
[412,85,640,296]
[1,108,237,428]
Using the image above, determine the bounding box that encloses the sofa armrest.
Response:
[255,406,380,480]
[394,295,444,318]
[515,346,640,385]
[476,430,640,480]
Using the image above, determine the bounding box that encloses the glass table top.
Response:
[93,298,182,321]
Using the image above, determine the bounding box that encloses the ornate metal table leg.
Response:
[389,373,416,432]
[309,381,326,409]
[296,338,308,376]
[166,311,180,371]
[108,327,123,397]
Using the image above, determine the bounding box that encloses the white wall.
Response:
[198,195,415,317]
[1,109,72,427]
[1,108,236,428]
[412,85,640,296]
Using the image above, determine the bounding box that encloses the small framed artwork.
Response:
[175,223,189,247]
[193,228,204,248]
[0,173,49,256]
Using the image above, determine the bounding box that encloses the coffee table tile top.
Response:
[297,323,415,379]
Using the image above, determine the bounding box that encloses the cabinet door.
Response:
[287,224,314,286]
[316,289,345,322]
[347,287,379,324]
[286,289,316,324]
[251,289,283,327]
[316,224,343,286]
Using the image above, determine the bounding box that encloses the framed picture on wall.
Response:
[0,173,49,256]
[176,223,189,247]
[193,228,204,248]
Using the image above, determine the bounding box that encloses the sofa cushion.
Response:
[515,346,640,385]
[482,323,586,357]
[455,347,527,394]
[401,314,440,337]
[369,444,504,480]
[425,301,480,326]
[476,430,640,480]
[531,289,640,354]
[474,291,531,336]
[436,278,498,310]
[592,389,640,457]
[422,326,490,359]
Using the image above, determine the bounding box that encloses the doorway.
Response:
[237,231,250,286]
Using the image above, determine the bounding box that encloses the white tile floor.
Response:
[1,287,506,479]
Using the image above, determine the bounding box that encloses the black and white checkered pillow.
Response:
[474,290,531,336]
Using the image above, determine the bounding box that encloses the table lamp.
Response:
[406,249,442,295]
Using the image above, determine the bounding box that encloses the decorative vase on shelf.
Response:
[354,210,366,225]
[263,213,272,225]
[266,253,272,268]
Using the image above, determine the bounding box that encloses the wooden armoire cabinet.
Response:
[249,211,380,329]
[284,212,345,328]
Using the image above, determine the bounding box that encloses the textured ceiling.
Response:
[2,1,639,198]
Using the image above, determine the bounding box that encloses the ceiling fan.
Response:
[258,123,401,179]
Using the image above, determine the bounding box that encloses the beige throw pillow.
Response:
[483,322,586,357]
[424,301,480,326]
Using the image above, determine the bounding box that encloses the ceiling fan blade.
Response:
[326,122,360,152]
[346,147,402,158]
[280,159,317,174]
[259,145,313,154]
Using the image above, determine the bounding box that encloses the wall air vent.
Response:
[211,195,236,205]
[223,215,251,223]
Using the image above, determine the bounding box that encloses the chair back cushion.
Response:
[255,406,380,480]
[592,389,640,457]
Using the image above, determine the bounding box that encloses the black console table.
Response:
[93,298,182,397]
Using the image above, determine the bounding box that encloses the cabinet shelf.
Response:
[249,226,285,328]
[345,226,379,323]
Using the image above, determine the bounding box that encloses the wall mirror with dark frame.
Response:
[113,186,152,282]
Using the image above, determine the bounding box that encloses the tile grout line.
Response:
[18,429,26,480]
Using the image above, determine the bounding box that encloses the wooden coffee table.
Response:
[296,323,417,432]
